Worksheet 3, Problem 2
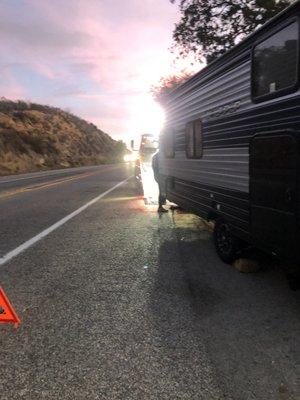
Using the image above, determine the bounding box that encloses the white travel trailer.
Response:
[160,1,300,264]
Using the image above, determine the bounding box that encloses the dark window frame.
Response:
[185,118,203,159]
[251,17,300,103]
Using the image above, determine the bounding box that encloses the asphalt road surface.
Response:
[0,164,299,400]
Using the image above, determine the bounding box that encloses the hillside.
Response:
[0,99,126,175]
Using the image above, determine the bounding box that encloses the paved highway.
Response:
[0,164,299,399]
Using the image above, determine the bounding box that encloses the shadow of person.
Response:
[146,209,300,399]
[143,214,224,397]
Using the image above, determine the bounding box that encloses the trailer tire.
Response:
[214,219,240,264]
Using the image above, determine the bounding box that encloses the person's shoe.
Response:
[169,204,181,211]
[158,206,168,213]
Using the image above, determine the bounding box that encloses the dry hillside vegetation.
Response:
[0,100,126,175]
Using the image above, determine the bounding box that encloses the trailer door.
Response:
[250,134,298,259]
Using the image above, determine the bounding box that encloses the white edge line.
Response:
[0,176,132,267]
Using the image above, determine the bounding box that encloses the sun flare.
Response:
[127,94,165,144]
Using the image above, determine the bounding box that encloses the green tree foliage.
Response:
[170,0,293,62]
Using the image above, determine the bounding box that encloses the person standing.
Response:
[152,151,168,213]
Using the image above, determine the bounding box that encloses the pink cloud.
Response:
[0,68,24,100]
[0,0,200,139]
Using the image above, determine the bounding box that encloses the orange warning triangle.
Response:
[0,287,20,328]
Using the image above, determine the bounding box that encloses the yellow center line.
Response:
[0,165,121,200]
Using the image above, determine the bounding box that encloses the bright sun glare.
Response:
[127,94,165,144]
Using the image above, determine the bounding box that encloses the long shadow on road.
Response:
[149,210,300,400]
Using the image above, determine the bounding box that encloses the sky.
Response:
[0,0,200,144]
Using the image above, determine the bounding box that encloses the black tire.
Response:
[214,219,240,263]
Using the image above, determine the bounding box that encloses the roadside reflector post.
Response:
[0,287,21,328]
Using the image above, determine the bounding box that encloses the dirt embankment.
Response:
[0,99,126,175]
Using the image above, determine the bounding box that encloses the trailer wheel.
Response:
[214,219,240,263]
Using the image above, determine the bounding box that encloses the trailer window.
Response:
[252,21,299,100]
[185,119,203,158]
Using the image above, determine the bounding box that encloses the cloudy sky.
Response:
[0,0,199,143]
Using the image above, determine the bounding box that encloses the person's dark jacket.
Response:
[152,152,159,183]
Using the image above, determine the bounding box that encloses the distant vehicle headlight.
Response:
[124,154,137,162]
